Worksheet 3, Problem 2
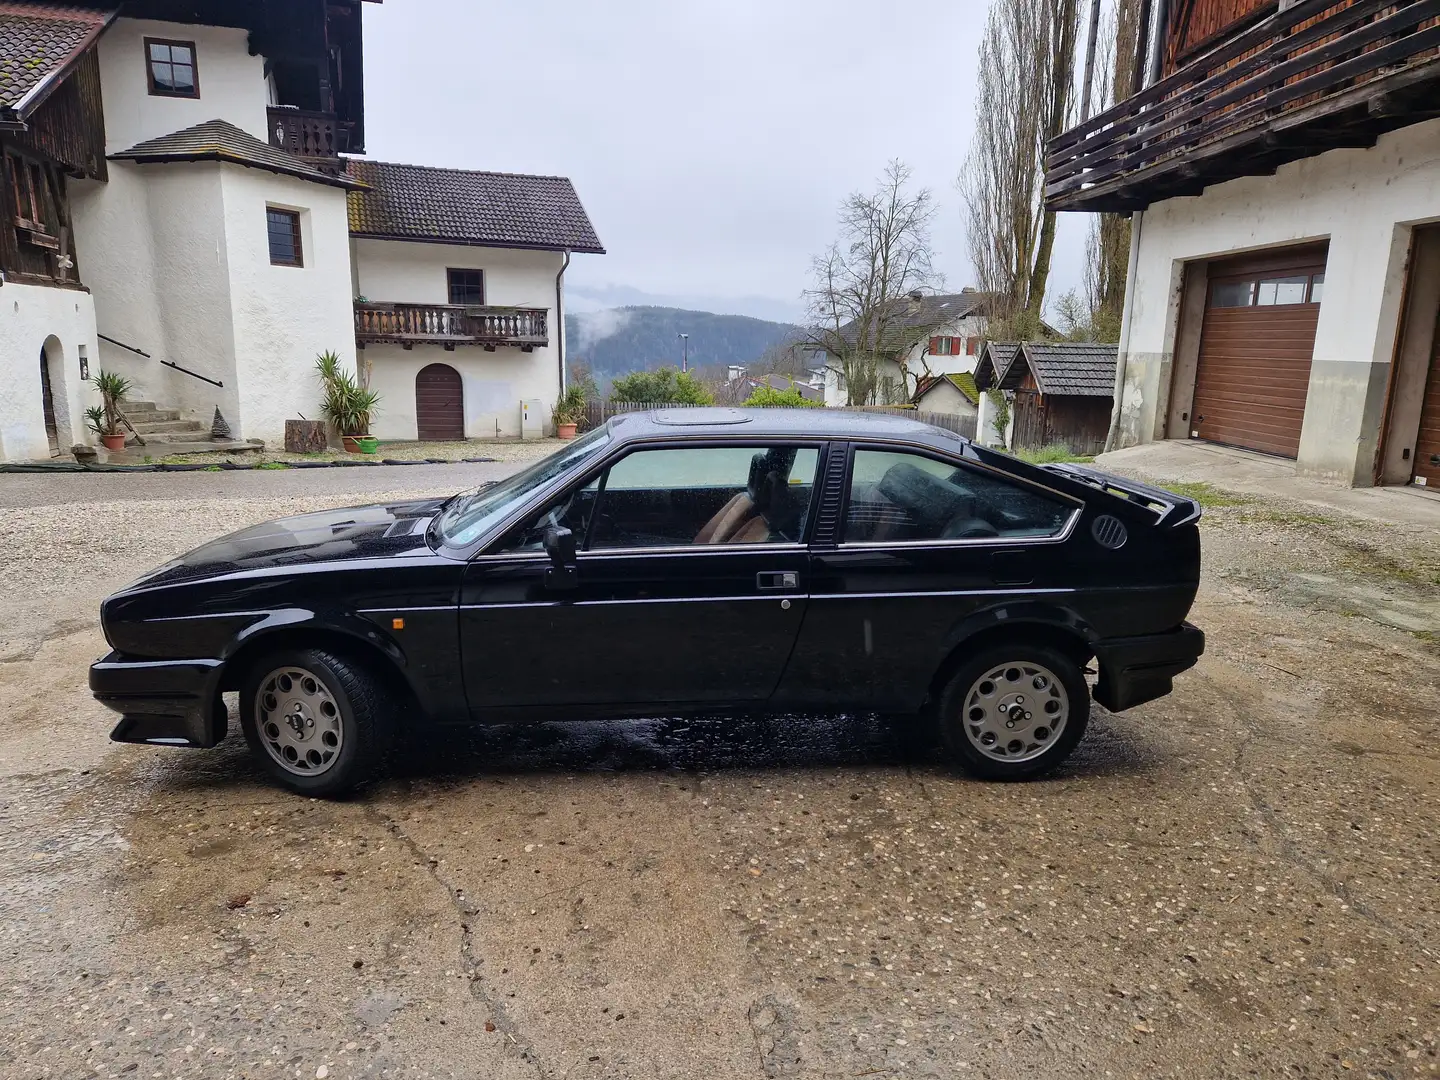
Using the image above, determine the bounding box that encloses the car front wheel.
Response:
[937,643,1090,781]
[240,648,393,797]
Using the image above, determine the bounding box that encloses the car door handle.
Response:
[756,571,799,590]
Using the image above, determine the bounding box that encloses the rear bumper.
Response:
[1091,622,1205,712]
[90,652,226,748]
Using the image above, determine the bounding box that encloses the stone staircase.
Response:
[119,400,261,456]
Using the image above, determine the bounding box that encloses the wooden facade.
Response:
[1010,371,1113,457]
[0,48,107,288]
[1047,0,1440,212]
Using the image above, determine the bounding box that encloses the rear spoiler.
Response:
[1040,463,1202,528]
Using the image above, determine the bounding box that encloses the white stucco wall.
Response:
[98,18,269,153]
[222,169,358,445]
[352,240,564,439]
[1115,116,1440,485]
[0,284,100,461]
[914,379,979,418]
[72,159,356,444]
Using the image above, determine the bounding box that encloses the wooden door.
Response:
[1190,246,1327,459]
[415,363,464,441]
[39,348,59,456]
[1414,310,1440,486]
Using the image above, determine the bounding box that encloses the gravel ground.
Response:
[0,465,1435,1079]
[130,438,567,466]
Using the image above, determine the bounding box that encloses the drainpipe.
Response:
[1103,209,1145,454]
[1147,0,1171,87]
[555,249,571,394]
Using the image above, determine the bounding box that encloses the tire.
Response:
[936,643,1090,781]
[240,648,394,797]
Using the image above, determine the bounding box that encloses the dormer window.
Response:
[146,39,199,98]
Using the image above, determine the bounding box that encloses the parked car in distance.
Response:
[91,408,1205,796]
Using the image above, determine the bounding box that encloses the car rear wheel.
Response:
[937,643,1090,780]
[240,648,393,797]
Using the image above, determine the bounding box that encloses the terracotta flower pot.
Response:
[101,434,127,452]
[556,422,578,440]
[342,435,363,453]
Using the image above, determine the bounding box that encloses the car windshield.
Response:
[435,427,611,547]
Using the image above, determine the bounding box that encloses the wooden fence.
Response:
[581,401,978,441]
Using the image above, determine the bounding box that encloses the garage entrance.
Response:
[1412,309,1440,485]
[1189,244,1328,459]
[415,363,464,441]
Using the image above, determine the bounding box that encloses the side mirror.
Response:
[543,526,578,591]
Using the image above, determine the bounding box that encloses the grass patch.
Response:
[1013,445,1095,465]
[256,461,289,470]
[1151,480,1252,509]
[1238,507,1339,527]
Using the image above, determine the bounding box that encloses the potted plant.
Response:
[88,370,134,451]
[552,385,587,440]
[316,351,381,452]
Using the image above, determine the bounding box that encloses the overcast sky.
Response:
[362,0,1087,325]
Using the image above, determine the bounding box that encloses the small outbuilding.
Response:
[975,342,1117,456]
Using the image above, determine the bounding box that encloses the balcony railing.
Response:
[1045,0,1440,212]
[268,106,344,160]
[354,302,550,350]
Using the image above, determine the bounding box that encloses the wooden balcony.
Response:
[268,106,346,161]
[1046,0,1440,213]
[354,303,550,351]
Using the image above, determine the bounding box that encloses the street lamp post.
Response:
[678,333,689,373]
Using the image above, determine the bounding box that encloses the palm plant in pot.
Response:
[88,370,134,451]
[551,385,587,440]
[316,352,381,452]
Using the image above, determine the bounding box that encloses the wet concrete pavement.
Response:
[1,463,1436,1079]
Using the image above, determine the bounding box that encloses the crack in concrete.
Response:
[363,802,544,1078]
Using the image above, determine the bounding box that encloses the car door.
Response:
[460,440,825,715]
[774,442,1082,712]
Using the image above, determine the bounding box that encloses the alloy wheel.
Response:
[961,661,1070,763]
[255,666,345,776]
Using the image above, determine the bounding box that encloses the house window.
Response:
[146,39,199,98]
[930,336,961,356]
[1209,270,1325,309]
[267,208,303,267]
[6,153,43,228]
[448,269,485,306]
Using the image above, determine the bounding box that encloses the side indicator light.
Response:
[392,618,405,631]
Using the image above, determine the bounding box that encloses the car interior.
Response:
[844,457,1073,542]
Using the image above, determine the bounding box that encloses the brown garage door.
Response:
[416,363,464,441]
[1415,311,1440,486]
[1190,246,1327,459]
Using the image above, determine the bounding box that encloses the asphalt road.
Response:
[0,464,1436,1079]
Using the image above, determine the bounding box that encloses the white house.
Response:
[821,291,993,407]
[1047,0,1440,488]
[0,0,602,462]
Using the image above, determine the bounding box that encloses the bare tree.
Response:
[961,0,1081,340]
[803,161,943,405]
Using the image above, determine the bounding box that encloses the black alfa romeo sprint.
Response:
[91,409,1205,796]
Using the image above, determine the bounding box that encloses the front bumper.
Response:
[90,652,227,748]
[1091,622,1205,712]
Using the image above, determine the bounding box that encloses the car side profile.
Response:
[90,408,1204,796]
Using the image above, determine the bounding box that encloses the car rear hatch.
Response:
[1037,463,1202,527]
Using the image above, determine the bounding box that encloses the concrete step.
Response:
[106,439,263,463]
[130,420,206,435]
[131,431,229,445]
[124,408,180,422]
[118,400,157,413]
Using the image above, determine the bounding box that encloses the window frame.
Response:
[447,268,486,307]
[835,441,1083,550]
[474,437,831,560]
[145,37,200,99]
[266,207,304,268]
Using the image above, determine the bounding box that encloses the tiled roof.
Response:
[1022,342,1117,397]
[110,120,365,190]
[0,2,113,117]
[974,342,1021,392]
[835,291,995,351]
[345,160,605,253]
[914,371,980,405]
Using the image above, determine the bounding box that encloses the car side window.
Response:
[587,445,820,550]
[843,449,1073,543]
[498,476,602,554]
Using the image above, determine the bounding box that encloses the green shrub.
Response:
[743,386,820,408]
[609,367,714,405]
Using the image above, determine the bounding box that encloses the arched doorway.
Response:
[39,339,64,457]
[416,363,464,441]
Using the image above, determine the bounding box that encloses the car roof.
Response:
[605,407,968,446]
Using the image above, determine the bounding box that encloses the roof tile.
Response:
[345,159,605,253]
[110,119,364,190]
[0,2,112,114]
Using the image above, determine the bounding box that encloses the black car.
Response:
[91,409,1204,796]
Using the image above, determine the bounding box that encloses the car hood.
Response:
[129,497,449,589]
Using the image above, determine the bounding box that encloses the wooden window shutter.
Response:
[928,336,940,354]
[966,338,978,355]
